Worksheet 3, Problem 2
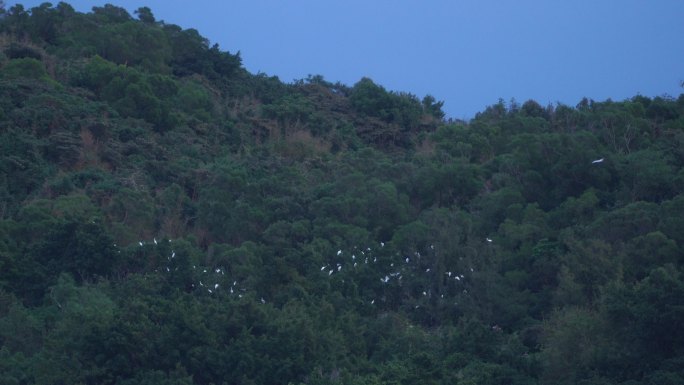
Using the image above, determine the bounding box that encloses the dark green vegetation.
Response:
[1,3,684,384]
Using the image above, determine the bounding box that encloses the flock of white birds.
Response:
[133,157,604,306]
[136,238,486,309]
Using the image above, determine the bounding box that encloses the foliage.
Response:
[0,3,683,385]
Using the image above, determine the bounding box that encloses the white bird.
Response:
[261,297,266,304]
[371,299,375,304]
[455,276,460,281]
[329,269,334,275]
[321,266,327,271]
[405,257,410,263]
[230,287,234,294]
[139,241,143,246]
[171,251,175,258]
[354,262,357,267]
[592,158,604,164]
[486,237,493,243]
[215,268,221,273]
[199,281,203,286]
[208,289,212,293]
[380,242,384,247]
[233,281,237,286]
[430,244,434,249]
[352,254,356,260]
[426,268,430,272]
[153,238,157,245]
[337,250,342,256]
[337,265,342,271]
[447,271,452,277]
[423,291,427,296]
[214,283,219,289]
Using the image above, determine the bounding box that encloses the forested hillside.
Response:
[1,3,684,385]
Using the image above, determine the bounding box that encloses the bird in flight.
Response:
[592,158,604,164]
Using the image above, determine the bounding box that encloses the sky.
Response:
[7,0,684,119]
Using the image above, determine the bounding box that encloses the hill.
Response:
[1,3,684,384]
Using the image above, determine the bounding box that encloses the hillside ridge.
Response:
[1,3,683,385]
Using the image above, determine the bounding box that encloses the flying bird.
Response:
[591,158,604,164]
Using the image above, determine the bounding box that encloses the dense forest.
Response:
[1,3,683,384]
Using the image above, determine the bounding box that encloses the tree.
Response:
[135,6,155,23]
[421,94,445,119]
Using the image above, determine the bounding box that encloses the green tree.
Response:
[135,6,155,24]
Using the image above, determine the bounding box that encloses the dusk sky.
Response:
[8,1,684,119]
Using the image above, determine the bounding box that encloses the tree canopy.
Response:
[1,3,683,384]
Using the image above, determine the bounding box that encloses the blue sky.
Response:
[8,1,684,119]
